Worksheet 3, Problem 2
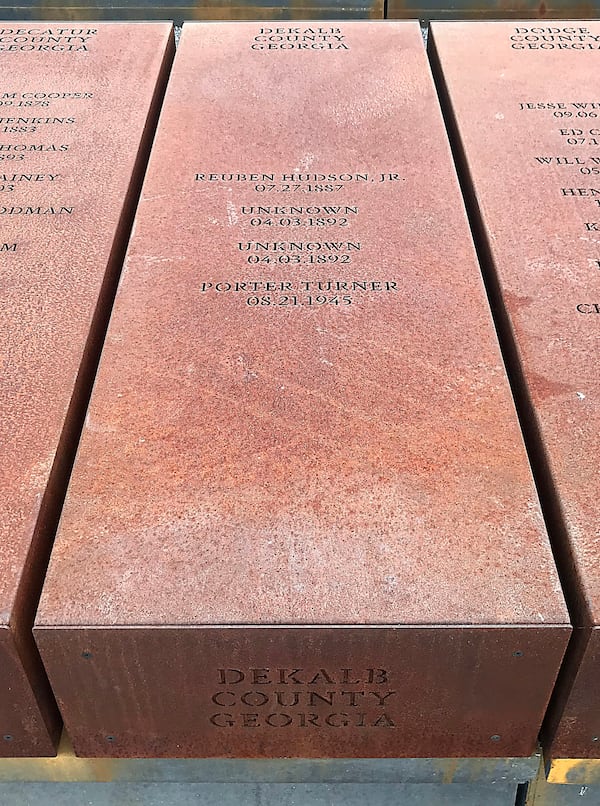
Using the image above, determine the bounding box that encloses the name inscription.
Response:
[519,97,600,317]
[194,164,403,309]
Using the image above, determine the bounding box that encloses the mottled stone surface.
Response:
[0,21,174,756]
[36,21,569,758]
[429,19,600,760]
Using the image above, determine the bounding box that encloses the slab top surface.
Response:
[37,21,568,629]
[430,20,600,625]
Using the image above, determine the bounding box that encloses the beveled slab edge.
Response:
[34,623,571,630]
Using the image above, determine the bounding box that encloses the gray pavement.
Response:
[0,782,521,806]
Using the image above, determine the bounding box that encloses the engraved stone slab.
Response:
[429,19,600,761]
[0,21,174,756]
[35,21,569,759]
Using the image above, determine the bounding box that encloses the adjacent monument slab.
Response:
[0,21,174,756]
[0,2,384,23]
[387,2,600,23]
[429,20,600,761]
[35,21,570,759]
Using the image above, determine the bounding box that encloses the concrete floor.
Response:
[0,781,522,806]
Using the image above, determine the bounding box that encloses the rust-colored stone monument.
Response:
[35,21,570,759]
[0,22,174,756]
[429,20,600,762]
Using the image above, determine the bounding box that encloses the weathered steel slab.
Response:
[545,629,600,761]
[0,3,383,22]
[387,2,600,21]
[35,20,569,759]
[0,21,174,756]
[429,19,600,765]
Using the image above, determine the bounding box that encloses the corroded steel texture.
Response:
[36,21,569,758]
[35,627,569,758]
[0,2,384,22]
[388,1,599,20]
[0,628,59,757]
[0,21,174,756]
[0,0,594,22]
[547,629,600,759]
[429,19,600,762]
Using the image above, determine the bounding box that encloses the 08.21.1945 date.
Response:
[246,294,352,306]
